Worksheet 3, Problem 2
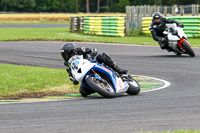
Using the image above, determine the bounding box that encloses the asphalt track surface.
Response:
[0,41,200,133]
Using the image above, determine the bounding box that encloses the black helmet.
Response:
[153,12,162,19]
[152,12,162,24]
[61,42,76,61]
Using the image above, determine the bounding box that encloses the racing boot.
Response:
[113,65,128,74]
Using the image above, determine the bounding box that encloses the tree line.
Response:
[1,0,200,13]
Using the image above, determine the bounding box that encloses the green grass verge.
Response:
[0,26,199,47]
[0,64,164,100]
[0,64,78,100]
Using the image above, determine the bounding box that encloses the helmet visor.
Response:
[154,18,160,22]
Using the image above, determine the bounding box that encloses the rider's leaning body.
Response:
[60,42,128,96]
[149,12,184,50]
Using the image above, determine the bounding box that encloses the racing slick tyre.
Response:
[86,76,116,98]
[181,40,195,57]
[126,79,140,95]
[173,51,182,56]
[79,85,94,97]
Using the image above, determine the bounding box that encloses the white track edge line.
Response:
[132,75,171,93]
[0,75,170,104]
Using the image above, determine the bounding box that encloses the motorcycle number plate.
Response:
[71,60,79,70]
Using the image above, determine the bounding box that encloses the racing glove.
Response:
[178,23,184,28]
[65,64,79,85]
[69,76,79,85]
[161,37,167,43]
[90,48,98,58]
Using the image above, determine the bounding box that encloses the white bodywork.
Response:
[68,55,129,94]
[166,23,187,40]
[115,76,129,93]
[68,55,96,82]
[164,23,187,50]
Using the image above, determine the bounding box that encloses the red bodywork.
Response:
[178,38,190,51]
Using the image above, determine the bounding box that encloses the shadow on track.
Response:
[145,54,194,58]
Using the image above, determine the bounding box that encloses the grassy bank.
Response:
[0,64,78,100]
[0,26,156,45]
[0,26,200,47]
[0,64,163,100]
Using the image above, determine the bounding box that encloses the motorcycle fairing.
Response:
[177,38,185,50]
[71,58,96,82]
[86,64,129,93]
[166,23,187,41]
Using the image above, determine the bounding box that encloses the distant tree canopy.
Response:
[0,0,200,13]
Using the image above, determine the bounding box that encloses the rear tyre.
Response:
[86,76,116,98]
[181,40,195,57]
[126,79,140,95]
[175,52,182,56]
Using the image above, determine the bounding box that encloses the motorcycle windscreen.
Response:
[71,59,96,82]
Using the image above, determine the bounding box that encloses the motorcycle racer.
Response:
[61,42,128,86]
[149,12,184,51]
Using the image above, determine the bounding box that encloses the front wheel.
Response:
[126,79,140,95]
[86,76,116,98]
[181,40,195,57]
[79,85,94,97]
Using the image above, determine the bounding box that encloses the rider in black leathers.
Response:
[149,12,184,50]
[61,42,127,84]
[61,42,128,96]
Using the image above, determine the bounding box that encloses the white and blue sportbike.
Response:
[68,55,140,98]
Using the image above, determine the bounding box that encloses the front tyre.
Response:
[86,76,116,98]
[181,40,195,57]
[126,79,140,95]
[79,85,94,97]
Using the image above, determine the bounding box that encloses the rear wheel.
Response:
[181,40,195,57]
[86,76,116,98]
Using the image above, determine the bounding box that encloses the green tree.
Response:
[117,0,130,12]
[18,0,36,12]
[48,0,60,12]
[162,0,180,5]
[0,0,36,12]
[64,0,76,12]
[1,0,10,11]
[0,0,17,11]
[110,0,118,12]
[35,0,50,12]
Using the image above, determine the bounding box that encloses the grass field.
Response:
[0,64,154,100]
[0,65,79,100]
[0,26,200,47]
